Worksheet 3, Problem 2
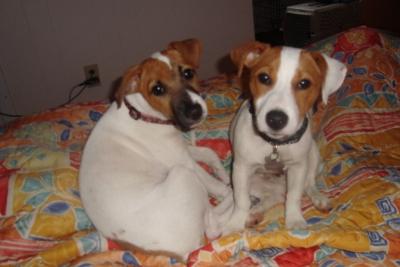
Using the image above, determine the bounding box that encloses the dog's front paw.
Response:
[313,194,332,211]
[308,189,332,211]
[285,214,307,229]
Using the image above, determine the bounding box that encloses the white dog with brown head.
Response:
[79,39,232,261]
[224,42,347,233]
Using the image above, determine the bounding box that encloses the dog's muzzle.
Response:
[172,89,206,131]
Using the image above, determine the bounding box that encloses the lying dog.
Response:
[79,39,232,261]
[224,42,347,232]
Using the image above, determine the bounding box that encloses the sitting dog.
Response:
[79,39,233,261]
[224,41,347,232]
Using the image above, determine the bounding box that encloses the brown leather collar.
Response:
[124,98,175,125]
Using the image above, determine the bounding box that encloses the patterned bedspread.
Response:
[0,26,399,266]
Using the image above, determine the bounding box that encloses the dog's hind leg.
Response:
[286,164,308,229]
[147,165,208,258]
[304,142,332,211]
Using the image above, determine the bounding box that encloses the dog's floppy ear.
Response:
[311,52,347,104]
[230,41,270,77]
[114,65,142,107]
[167,39,202,69]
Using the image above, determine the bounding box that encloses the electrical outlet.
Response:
[83,64,101,86]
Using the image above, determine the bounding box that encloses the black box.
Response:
[283,1,361,47]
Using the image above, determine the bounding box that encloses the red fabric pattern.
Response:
[332,26,383,59]
[275,247,319,267]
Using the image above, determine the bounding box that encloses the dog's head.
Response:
[231,41,347,140]
[115,39,206,131]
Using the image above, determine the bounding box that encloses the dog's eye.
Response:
[258,73,272,85]
[298,79,311,90]
[151,82,166,96]
[182,68,195,80]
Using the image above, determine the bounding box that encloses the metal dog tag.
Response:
[264,145,285,176]
[268,145,280,162]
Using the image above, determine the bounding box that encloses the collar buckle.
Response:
[270,145,280,161]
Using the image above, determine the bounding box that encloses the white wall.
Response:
[0,0,254,120]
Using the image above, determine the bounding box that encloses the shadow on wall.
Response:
[108,77,123,103]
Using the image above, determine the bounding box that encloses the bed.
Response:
[1,26,400,266]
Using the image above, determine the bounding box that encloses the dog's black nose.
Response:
[184,103,202,121]
[266,110,288,131]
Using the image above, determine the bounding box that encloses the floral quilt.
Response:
[0,26,399,266]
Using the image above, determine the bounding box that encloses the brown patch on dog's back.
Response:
[292,51,327,118]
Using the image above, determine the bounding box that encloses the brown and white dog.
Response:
[223,42,347,233]
[79,39,233,261]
